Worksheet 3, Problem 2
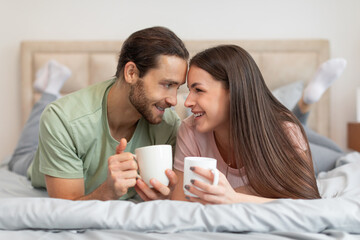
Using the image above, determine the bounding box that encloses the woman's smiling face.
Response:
[185,66,230,133]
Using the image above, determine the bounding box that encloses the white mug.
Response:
[183,157,219,197]
[134,145,172,187]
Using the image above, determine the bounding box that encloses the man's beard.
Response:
[129,80,162,124]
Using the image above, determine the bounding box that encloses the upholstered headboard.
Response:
[21,40,330,137]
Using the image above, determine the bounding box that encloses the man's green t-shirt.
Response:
[28,79,180,200]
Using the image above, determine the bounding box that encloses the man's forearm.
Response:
[45,175,118,201]
[73,181,118,201]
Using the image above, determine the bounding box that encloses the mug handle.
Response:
[132,154,142,179]
[211,168,219,185]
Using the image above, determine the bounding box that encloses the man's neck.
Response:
[107,80,141,142]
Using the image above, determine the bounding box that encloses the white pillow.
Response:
[271,81,304,110]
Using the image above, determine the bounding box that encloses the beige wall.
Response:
[0,0,359,161]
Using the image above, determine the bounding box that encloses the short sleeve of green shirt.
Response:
[37,104,84,179]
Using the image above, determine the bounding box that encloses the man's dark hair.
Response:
[115,26,189,78]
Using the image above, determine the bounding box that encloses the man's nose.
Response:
[166,93,177,107]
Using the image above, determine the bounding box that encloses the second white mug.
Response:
[183,157,219,197]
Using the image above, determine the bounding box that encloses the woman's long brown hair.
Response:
[190,45,320,199]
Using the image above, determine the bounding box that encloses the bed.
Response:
[1,39,360,239]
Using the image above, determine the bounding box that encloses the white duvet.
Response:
[0,152,360,234]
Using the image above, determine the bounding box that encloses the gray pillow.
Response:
[271,81,304,110]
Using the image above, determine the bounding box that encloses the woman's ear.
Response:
[123,62,139,84]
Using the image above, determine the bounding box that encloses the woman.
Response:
[171,45,321,204]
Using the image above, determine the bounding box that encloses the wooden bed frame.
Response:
[21,40,330,137]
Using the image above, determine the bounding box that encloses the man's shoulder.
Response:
[44,79,114,122]
[161,108,181,126]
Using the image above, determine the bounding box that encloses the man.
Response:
[15,26,189,201]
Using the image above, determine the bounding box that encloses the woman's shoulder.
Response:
[178,115,212,142]
[282,121,307,151]
[182,114,195,126]
[282,121,299,130]
[179,115,196,133]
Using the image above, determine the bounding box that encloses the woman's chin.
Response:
[195,124,211,133]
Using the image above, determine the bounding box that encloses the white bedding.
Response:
[1,153,360,239]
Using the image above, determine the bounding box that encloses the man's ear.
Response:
[123,62,139,84]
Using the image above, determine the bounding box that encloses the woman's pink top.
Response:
[174,115,307,189]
